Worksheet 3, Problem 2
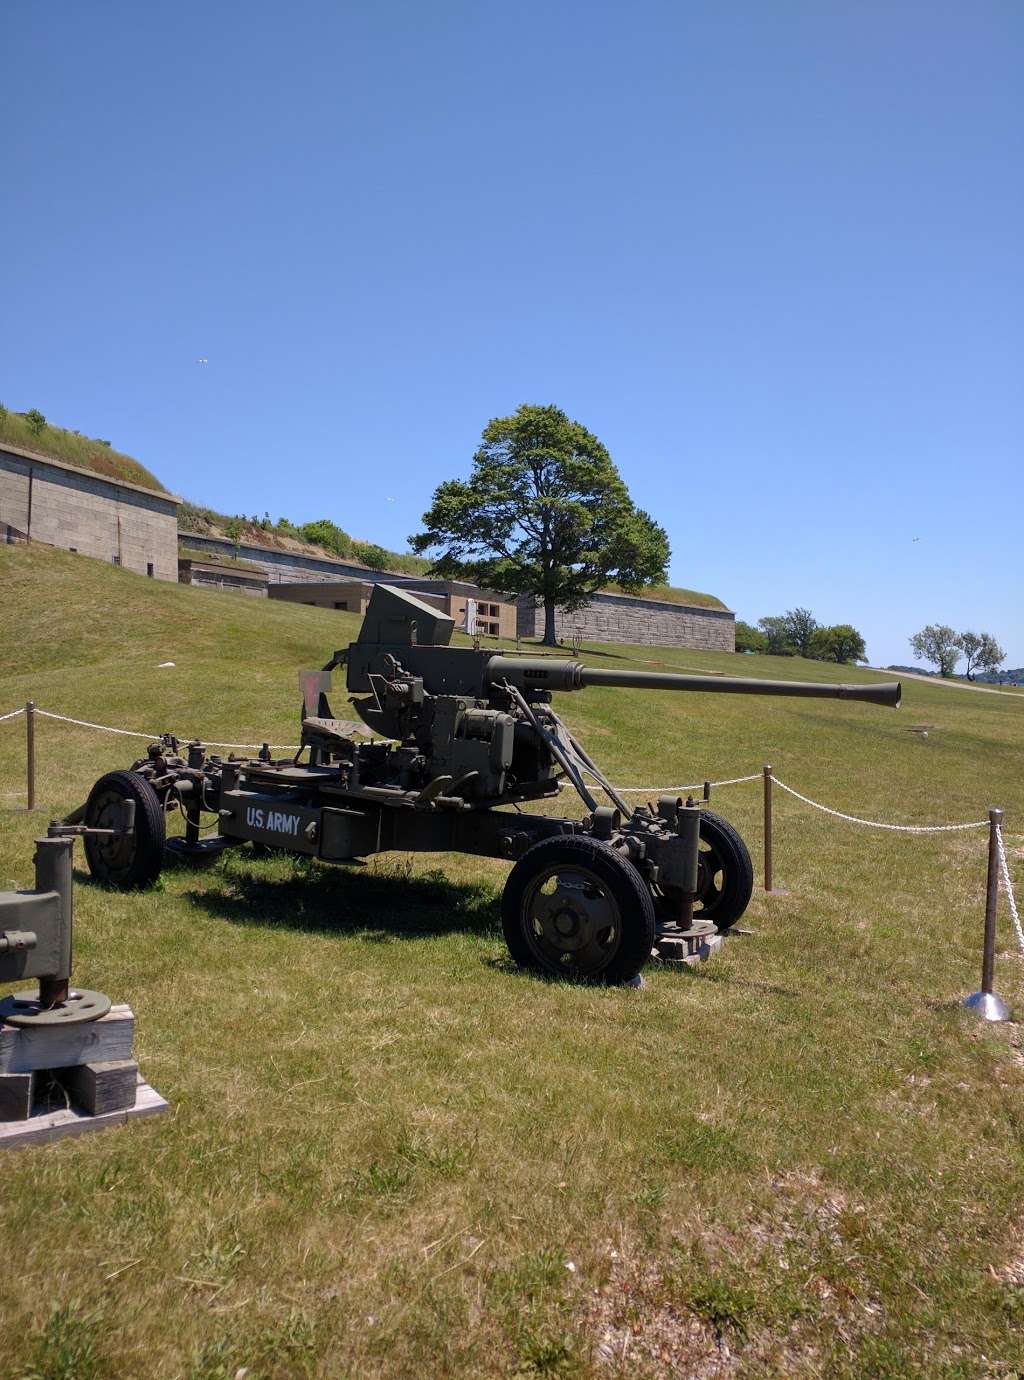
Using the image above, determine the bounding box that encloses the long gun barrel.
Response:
[485,656,901,708]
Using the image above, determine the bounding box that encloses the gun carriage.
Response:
[75,586,901,985]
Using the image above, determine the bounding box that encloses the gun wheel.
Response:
[502,836,655,985]
[83,770,166,889]
[657,810,753,931]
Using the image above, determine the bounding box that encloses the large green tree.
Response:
[909,624,963,677]
[410,404,670,645]
[811,624,867,664]
[959,630,1005,681]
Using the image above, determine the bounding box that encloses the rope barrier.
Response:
[770,776,989,833]
[31,709,301,752]
[995,823,1024,953]
[2,706,1009,838]
[615,772,762,794]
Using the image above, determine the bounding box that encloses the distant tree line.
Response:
[908,625,1005,679]
[734,608,867,664]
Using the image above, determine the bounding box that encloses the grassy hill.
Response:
[0,407,167,492]
[2,544,1023,1378]
[601,581,728,610]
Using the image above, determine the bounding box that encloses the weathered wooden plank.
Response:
[58,1060,138,1115]
[0,1005,134,1074]
[0,1079,167,1149]
[0,1072,34,1121]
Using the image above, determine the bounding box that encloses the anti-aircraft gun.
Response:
[75,585,901,985]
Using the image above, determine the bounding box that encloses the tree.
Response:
[783,607,819,658]
[734,620,767,654]
[24,408,46,435]
[960,630,1005,680]
[909,624,963,677]
[757,615,795,656]
[410,403,670,645]
[812,624,867,664]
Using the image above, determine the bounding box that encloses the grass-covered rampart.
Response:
[0,406,167,492]
[1,545,1023,1378]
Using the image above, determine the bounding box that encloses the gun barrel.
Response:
[485,656,901,708]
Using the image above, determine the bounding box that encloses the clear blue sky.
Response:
[3,2,1021,666]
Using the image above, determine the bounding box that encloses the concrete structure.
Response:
[386,578,517,639]
[1,442,179,580]
[178,555,268,597]
[516,590,735,651]
[178,534,729,651]
[269,577,517,637]
[268,579,374,613]
[177,531,395,586]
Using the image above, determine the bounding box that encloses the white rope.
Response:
[0,707,26,723]
[771,776,989,833]
[995,824,1024,953]
[615,773,761,794]
[35,709,165,739]
[32,709,300,752]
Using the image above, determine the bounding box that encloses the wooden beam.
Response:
[0,1005,134,1074]
[58,1060,138,1116]
[0,1072,34,1121]
[0,1079,167,1150]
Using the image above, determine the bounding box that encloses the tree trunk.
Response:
[542,597,558,646]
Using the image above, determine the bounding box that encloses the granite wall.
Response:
[0,445,179,581]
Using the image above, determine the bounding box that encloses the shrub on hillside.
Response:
[734,620,767,654]
[25,409,46,435]
[298,519,353,558]
[353,541,390,570]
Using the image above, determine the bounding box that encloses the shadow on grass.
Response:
[183,860,503,943]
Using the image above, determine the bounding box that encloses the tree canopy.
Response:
[410,404,670,644]
[909,625,963,677]
[960,630,1005,681]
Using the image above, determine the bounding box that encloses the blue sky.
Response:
[3,2,1021,666]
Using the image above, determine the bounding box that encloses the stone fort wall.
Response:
[516,591,735,651]
[0,444,179,581]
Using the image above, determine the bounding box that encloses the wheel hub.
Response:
[527,868,618,967]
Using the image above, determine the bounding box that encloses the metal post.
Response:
[703,779,711,803]
[762,764,773,893]
[964,808,1009,1021]
[26,700,35,812]
[34,834,73,1008]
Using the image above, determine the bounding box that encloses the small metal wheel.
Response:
[501,836,656,984]
[83,770,166,888]
[657,810,753,931]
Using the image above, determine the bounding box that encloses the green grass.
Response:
[1,544,1023,1378]
[600,582,728,609]
[178,546,268,574]
[0,409,166,493]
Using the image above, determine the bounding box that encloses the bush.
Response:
[353,541,391,571]
[734,620,767,654]
[24,408,46,435]
[298,519,353,558]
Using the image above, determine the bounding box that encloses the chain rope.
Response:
[0,707,26,723]
[995,823,1024,953]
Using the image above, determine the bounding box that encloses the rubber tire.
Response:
[83,770,166,888]
[502,835,656,985]
[695,810,753,930]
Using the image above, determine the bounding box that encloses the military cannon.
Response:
[74,585,900,985]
